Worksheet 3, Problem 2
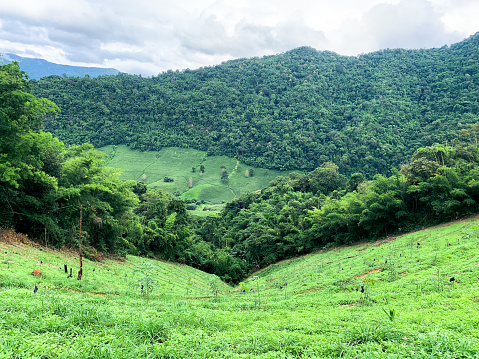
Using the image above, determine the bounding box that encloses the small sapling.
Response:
[208,274,222,298]
[382,306,397,321]
[134,262,159,304]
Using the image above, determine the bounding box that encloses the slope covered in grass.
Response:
[2,216,479,358]
[100,145,292,211]
[0,229,230,298]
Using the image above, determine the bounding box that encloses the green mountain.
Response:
[3,54,479,285]
[32,33,479,177]
[0,53,119,80]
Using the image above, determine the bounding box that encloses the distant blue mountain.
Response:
[0,53,120,80]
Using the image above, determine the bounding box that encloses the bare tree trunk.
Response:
[78,202,83,280]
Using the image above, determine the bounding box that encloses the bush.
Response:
[82,246,103,261]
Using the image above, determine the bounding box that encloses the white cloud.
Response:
[439,0,479,35]
[0,0,478,75]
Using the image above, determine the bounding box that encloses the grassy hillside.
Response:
[0,229,230,298]
[2,217,479,358]
[100,145,292,213]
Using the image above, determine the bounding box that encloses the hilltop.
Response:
[33,33,479,176]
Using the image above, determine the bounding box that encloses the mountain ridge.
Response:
[0,53,119,79]
[32,32,479,176]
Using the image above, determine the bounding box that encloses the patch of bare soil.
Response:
[356,268,382,278]
[60,288,112,296]
[296,286,324,295]
[340,301,361,307]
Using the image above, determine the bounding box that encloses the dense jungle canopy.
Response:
[32,33,479,177]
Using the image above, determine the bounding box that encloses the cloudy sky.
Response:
[1,0,478,76]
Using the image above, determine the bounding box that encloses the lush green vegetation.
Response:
[4,58,479,284]
[0,61,191,262]
[99,144,292,210]
[4,51,479,357]
[33,33,479,176]
[2,218,479,358]
[188,141,479,281]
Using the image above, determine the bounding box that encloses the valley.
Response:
[2,31,479,358]
[2,4,479,358]
[2,217,479,358]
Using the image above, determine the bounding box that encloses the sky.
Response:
[0,0,478,76]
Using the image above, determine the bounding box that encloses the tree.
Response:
[347,173,365,192]
[132,181,148,198]
[308,162,345,195]
[0,60,61,238]
[221,170,229,183]
[134,189,190,260]
[0,61,60,188]
[57,144,138,252]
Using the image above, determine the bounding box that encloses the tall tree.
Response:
[0,61,61,237]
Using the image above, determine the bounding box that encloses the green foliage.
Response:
[220,170,229,183]
[56,143,139,252]
[33,34,479,177]
[0,61,61,236]
[134,262,159,304]
[99,145,291,209]
[190,140,479,281]
[0,60,189,258]
[382,306,398,321]
[346,321,392,345]
[207,274,222,297]
[6,48,479,290]
[133,189,190,260]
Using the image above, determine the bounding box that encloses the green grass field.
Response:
[99,145,292,213]
[2,216,479,358]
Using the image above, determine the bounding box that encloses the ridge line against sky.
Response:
[1,0,478,76]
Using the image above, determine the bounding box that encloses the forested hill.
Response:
[33,33,479,176]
